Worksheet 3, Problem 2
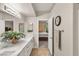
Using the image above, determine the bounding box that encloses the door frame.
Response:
[52,17,54,56]
[38,20,48,48]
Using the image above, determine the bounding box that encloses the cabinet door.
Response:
[26,42,34,56]
[18,47,26,56]
[25,41,32,56]
[18,39,34,56]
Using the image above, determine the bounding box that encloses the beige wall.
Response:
[49,3,73,56]
[25,17,39,48]
[25,14,50,48]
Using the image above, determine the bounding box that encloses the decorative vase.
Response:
[11,37,17,44]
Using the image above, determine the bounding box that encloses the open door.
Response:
[48,17,54,55]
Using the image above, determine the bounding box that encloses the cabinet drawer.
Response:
[26,39,34,48]
[18,39,34,56]
[26,43,34,56]
[18,47,26,56]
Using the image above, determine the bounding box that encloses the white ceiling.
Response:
[6,3,36,17]
[32,3,54,16]
[4,3,54,17]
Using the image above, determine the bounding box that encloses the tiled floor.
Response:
[31,48,50,56]
[39,41,48,48]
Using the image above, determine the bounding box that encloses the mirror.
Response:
[5,21,13,31]
[19,23,24,33]
[27,23,33,32]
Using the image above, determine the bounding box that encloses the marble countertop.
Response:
[0,34,33,56]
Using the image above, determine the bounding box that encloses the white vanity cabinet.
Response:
[0,34,34,56]
[18,38,34,56]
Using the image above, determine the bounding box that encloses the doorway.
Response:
[38,20,48,48]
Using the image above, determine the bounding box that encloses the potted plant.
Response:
[1,31,25,44]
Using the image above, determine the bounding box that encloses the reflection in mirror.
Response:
[27,23,33,32]
[5,21,13,31]
[19,23,24,33]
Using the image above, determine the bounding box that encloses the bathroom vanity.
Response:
[0,34,34,56]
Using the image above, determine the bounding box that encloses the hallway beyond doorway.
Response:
[39,41,48,48]
[39,37,48,48]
